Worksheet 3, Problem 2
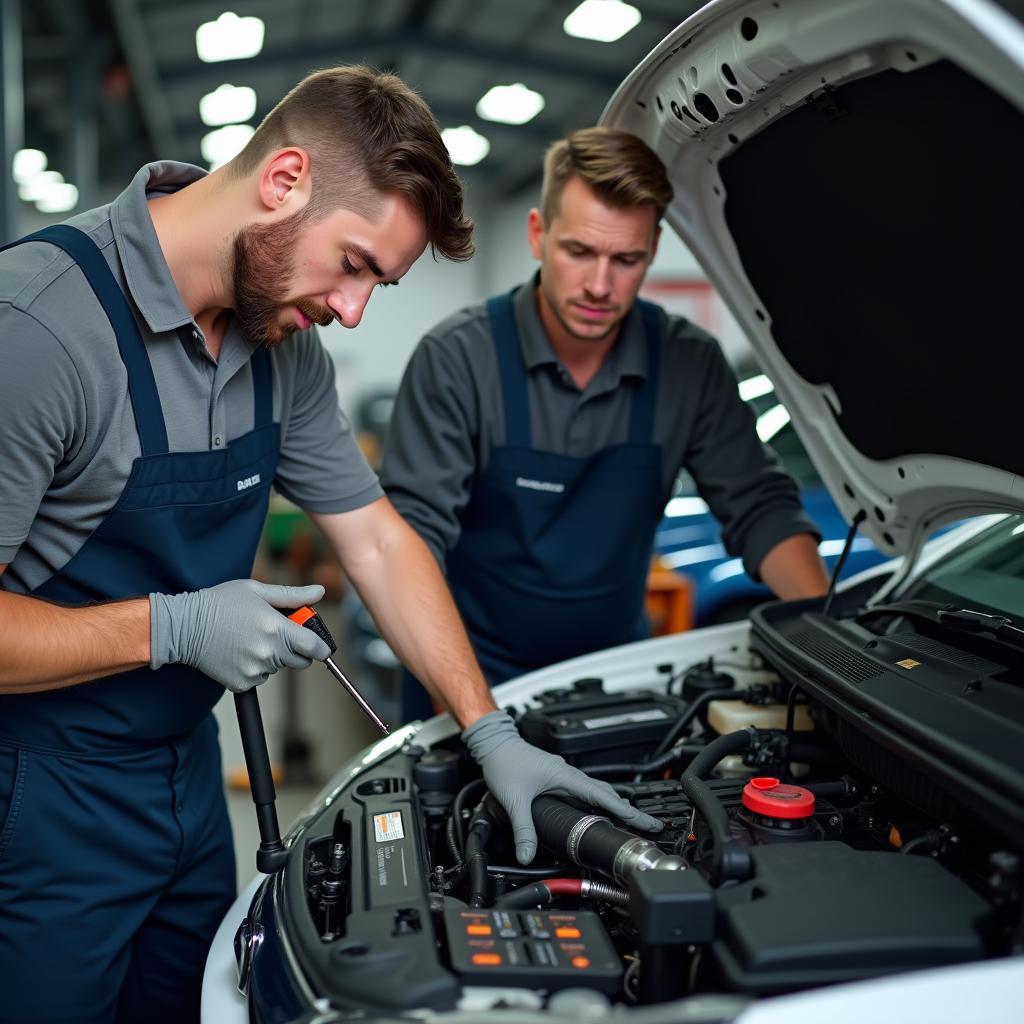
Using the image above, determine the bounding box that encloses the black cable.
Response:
[823,509,867,617]
[452,777,487,857]
[589,743,704,780]
[486,863,567,877]
[650,687,744,760]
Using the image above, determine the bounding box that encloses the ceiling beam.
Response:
[160,29,625,89]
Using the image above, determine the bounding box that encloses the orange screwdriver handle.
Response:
[287,605,337,657]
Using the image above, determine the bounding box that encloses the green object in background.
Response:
[262,496,313,557]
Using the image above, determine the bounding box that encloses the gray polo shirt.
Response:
[0,161,382,595]
[381,277,818,580]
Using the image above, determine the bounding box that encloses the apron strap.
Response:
[250,345,273,427]
[628,299,661,445]
[486,292,532,448]
[4,225,170,456]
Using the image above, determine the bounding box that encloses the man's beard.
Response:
[232,213,333,348]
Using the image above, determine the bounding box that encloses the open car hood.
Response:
[602,0,1024,559]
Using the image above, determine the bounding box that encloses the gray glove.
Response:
[463,710,664,865]
[150,580,331,693]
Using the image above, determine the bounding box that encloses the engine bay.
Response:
[240,592,1024,1021]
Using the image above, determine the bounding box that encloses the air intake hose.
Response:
[531,796,685,885]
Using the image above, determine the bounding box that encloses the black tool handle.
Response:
[234,689,288,873]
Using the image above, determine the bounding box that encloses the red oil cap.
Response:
[742,777,815,819]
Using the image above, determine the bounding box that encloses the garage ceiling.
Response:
[19,0,702,208]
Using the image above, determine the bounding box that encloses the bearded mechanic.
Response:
[0,68,658,1024]
[383,128,830,720]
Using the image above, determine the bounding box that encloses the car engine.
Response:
[239,592,1024,1021]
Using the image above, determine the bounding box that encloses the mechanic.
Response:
[0,70,659,1024]
[382,127,830,720]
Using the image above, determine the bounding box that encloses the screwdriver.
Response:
[286,606,390,735]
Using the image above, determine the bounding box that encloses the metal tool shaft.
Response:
[323,656,390,735]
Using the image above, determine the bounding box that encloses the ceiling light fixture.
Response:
[441,125,490,166]
[476,83,545,125]
[17,170,64,203]
[201,123,256,168]
[563,0,641,43]
[35,183,80,214]
[200,84,258,126]
[196,12,265,63]
[12,148,47,183]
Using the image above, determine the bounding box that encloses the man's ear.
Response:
[526,207,546,261]
[257,148,312,215]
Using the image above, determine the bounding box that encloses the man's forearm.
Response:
[0,590,150,692]
[317,502,496,728]
[759,533,829,600]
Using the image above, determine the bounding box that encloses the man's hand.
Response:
[150,580,331,692]
[463,710,663,864]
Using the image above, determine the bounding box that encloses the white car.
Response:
[203,1,1024,1021]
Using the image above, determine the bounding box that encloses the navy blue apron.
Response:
[402,291,664,721]
[0,226,279,1023]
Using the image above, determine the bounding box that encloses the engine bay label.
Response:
[581,708,669,730]
[373,810,405,842]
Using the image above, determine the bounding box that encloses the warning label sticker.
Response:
[582,708,668,730]
[373,810,404,842]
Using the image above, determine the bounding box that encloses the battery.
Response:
[518,678,687,768]
[444,907,622,994]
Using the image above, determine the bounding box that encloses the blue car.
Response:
[654,373,885,626]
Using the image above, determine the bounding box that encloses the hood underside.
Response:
[602,0,1024,557]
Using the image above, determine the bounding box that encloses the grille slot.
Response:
[888,632,1003,674]
[786,627,883,683]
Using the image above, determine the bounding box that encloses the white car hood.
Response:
[602,0,1024,558]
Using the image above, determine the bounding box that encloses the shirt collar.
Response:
[511,271,651,382]
[109,161,207,334]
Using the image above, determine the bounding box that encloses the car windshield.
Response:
[906,515,1024,627]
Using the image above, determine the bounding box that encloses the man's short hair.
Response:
[540,127,673,226]
[231,65,474,262]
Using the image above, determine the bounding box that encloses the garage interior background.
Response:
[3,0,758,882]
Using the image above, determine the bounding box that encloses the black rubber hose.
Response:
[680,729,754,883]
[651,688,744,759]
[532,796,642,874]
[465,827,489,907]
[493,881,552,910]
[465,796,501,907]
[586,748,678,779]
[452,777,487,857]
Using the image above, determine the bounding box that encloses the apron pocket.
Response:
[0,747,28,864]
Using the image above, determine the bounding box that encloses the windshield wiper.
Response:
[859,599,1024,655]
[936,606,1024,646]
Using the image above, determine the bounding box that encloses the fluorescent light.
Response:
[18,170,64,203]
[35,183,80,214]
[201,123,255,167]
[663,496,710,518]
[476,83,545,125]
[441,125,490,166]
[755,403,791,443]
[737,373,774,402]
[12,149,47,183]
[659,543,727,570]
[200,84,257,126]
[195,12,265,63]
[563,0,641,43]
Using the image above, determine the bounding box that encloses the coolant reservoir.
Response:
[707,699,813,735]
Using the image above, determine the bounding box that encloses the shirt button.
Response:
[213,434,223,447]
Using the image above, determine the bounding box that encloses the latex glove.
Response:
[150,580,331,693]
[463,709,664,865]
